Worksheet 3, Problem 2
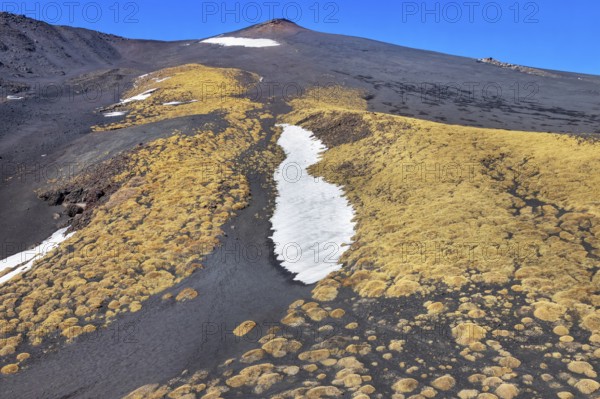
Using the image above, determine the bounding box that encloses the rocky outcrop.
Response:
[477,57,559,77]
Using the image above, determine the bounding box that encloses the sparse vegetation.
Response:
[95,64,265,132]
[0,64,269,371]
[124,85,600,398]
[286,89,600,337]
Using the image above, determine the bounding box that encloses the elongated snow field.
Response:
[121,88,157,104]
[271,124,355,284]
[0,227,75,285]
[103,111,128,117]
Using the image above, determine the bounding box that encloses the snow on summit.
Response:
[201,37,280,48]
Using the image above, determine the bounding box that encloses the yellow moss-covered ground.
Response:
[284,88,600,335]
[0,64,268,370]
[123,86,600,399]
[95,64,265,132]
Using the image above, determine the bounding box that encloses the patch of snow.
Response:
[270,124,355,284]
[201,37,280,48]
[162,100,198,106]
[154,76,171,83]
[7,95,23,100]
[0,228,75,285]
[120,88,157,104]
[134,73,149,83]
[132,73,150,88]
[103,111,128,117]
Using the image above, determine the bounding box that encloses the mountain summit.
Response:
[233,18,306,38]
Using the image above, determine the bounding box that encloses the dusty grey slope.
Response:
[0,12,124,80]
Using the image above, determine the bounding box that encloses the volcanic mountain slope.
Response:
[2,74,597,399]
[130,18,600,134]
[117,87,599,399]
[2,16,599,259]
[0,12,124,80]
[0,14,598,399]
[0,13,180,254]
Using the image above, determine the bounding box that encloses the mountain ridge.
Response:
[2,12,598,77]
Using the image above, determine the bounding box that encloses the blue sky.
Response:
[3,0,598,75]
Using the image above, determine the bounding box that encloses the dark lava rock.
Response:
[66,203,83,217]
[39,189,68,206]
